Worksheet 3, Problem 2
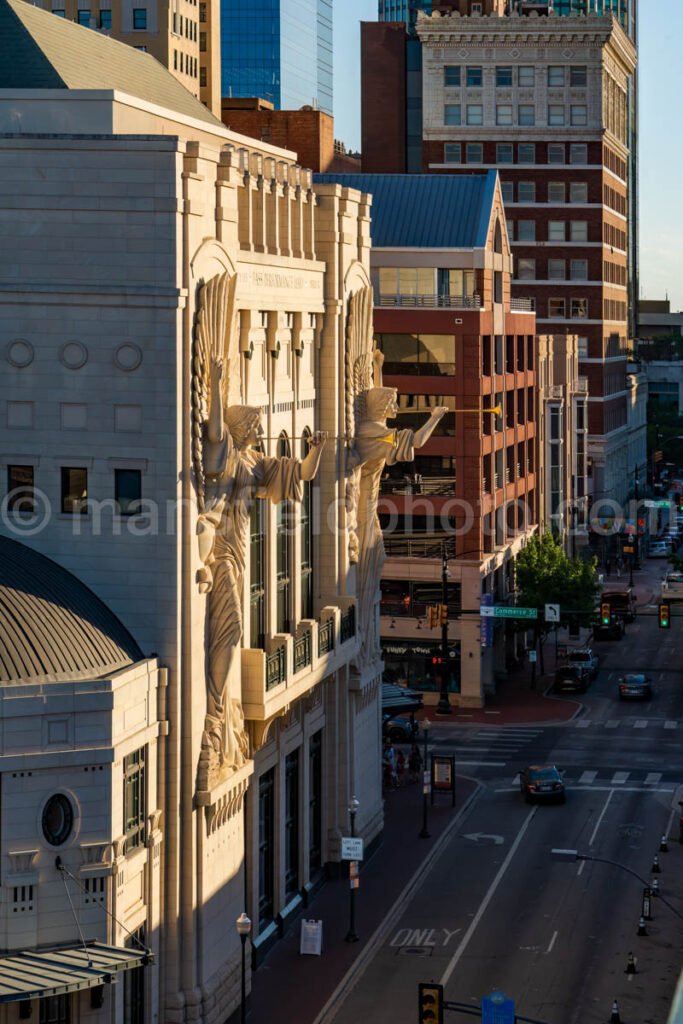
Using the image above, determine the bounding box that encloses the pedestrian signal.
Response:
[659,602,671,629]
[418,982,444,1024]
[440,604,448,626]
[431,656,443,666]
[601,602,611,626]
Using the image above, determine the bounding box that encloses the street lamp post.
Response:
[235,912,252,1024]
[436,542,453,715]
[551,849,683,921]
[419,719,431,839]
[344,796,360,943]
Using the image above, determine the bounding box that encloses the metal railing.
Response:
[318,619,335,656]
[293,631,312,673]
[340,605,356,643]
[510,297,536,312]
[266,646,287,691]
[382,362,456,377]
[384,536,456,560]
[377,293,481,309]
[380,477,456,496]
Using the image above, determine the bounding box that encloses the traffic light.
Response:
[431,656,443,666]
[659,602,671,629]
[440,603,448,626]
[427,606,438,629]
[601,602,611,626]
[418,983,444,1024]
[678,495,683,513]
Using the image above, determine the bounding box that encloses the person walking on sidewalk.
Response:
[408,743,422,784]
[396,749,406,787]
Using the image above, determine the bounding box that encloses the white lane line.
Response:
[589,790,614,847]
[576,720,591,729]
[665,721,678,730]
[546,930,558,954]
[577,859,586,877]
[605,720,619,729]
[579,771,597,785]
[644,773,662,785]
[634,720,648,729]
[440,807,537,987]
[611,772,629,784]
[607,672,614,681]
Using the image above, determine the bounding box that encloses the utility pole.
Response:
[436,541,452,715]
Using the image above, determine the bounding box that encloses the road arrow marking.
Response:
[463,832,504,845]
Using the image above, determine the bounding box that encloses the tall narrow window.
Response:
[7,465,34,514]
[285,750,300,900]
[39,996,69,1024]
[276,435,292,634]
[61,467,87,514]
[124,927,146,1024]
[258,769,275,927]
[99,8,111,28]
[132,7,147,29]
[300,432,314,621]
[309,731,322,875]
[115,469,142,515]
[123,748,146,854]
[250,500,265,648]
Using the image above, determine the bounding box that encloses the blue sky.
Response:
[333,0,683,312]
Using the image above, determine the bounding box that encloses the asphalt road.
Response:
[328,566,683,1024]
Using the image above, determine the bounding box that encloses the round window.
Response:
[42,794,74,847]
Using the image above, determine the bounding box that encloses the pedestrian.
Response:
[605,558,612,575]
[396,750,406,787]
[409,743,422,784]
[383,741,397,790]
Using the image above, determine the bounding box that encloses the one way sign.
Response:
[545,603,560,623]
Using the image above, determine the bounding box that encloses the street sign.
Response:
[644,499,671,509]
[545,603,560,623]
[623,545,634,554]
[341,837,364,861]
[482,990,515,1024]
[480,605,538,620]
[528,650,537,663]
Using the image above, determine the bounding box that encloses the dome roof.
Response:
[0,536,143,683]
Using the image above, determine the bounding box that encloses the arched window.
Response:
[300,430,314,619]
[276,433,292,634]
[494,218,503,254]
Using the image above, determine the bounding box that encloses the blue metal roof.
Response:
[313,171,498,249]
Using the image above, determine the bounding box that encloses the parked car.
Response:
[567,647,600,679]
[382,715,418,743]
[648,542,670,558]
[618,673,653,701]
[520,765,566,804]
[554,665,590,694]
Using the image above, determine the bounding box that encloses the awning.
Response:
[0,942,151,1004]
[381,682,424,715]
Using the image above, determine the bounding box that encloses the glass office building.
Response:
[378,0,431,35]
[221,0,333,115]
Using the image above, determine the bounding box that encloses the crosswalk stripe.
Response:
[634,720,648,729]
[576,720,591,728]
[665,721,678,730]
[579,771,597,784]
[611,771,629,784]
[645,773,662,785]
[605,720,619,728]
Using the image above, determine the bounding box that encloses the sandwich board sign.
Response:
[300,919,323,956]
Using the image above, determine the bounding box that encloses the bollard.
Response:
[652,854,661,874]
[610,998,621,1023]
[651,877,660,897]
[637,915,647,936]
[626,951,636,974]
[660,834,669,853]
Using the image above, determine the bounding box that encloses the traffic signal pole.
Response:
[436,542,452,715]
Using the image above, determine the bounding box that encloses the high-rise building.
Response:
[220,0,333,115]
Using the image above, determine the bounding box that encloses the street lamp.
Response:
[345,796,360,943]
[235,912,252,1024]
[551,849,683,921]
[419,719,431,839]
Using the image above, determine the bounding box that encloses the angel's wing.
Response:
[345,285,376,438]
[191,272,238,510]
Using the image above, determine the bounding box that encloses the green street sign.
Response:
[644,499,671,509]
[480,606,538,620]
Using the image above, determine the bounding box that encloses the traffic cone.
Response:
[651,878,660,897]
[660,834,669,853]
[637,915,647,936]
[626,951,636,974]
[610,998,621,1023]
[652,854,661,873]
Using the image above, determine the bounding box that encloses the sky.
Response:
[333,0,683,312]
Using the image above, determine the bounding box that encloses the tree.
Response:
[669,552,683,573]
[514,534,599,686]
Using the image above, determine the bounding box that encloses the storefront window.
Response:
[382,639,461,693]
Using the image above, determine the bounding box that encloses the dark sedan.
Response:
[382,715,418,743]
[520,765,566,804]
[618,673,653,700]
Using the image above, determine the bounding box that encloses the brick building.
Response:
[316,170,538,707]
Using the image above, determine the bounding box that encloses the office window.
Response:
[444,65,461,87]
[276,435,292,634]
[309,731,323,875]
[548,144,565,164]
[518,181,535,203]
[285,750,300,900]
[200,31,206,52]
[518,143,535,164]
[496,105,513,126]
[578,337,589,359]
[548,66,565,87]
[199,1,206,21]
[444,143,461,163]
[39,996,69,1024]
[571,259,588,281]
[7,465,35,514]
[548,221,565,242]
[570,181,588,203]
[466,142,483,163]
[571,105,587,126]
[124,928,145,1024]
[496,143,513,163]
[501,181,513,204]
[132,7,147,29]
[570,66,587,87]
[518,104,535,126]
[496,66,513,87]
[200,66,207,87]
[173,48,178,69]
[124,748,146,854]
[250,500,265,648]
[300,433,314,620]
[52,8,65,15]
[571,298,589,319]
[61,467,87,514]
[518,66,535,87]
[548,259,566,280]
[570,221,588,242]
[99,9,111,28]
[517,220,535,242]
[548,182,565,203]
[466,66,483,87]
[258,769,275,926]
[466,105,483,126]
[548,298,566,318]
[444,104,461,126]
[517,258,536,280]
[569,143,587,164]
[114,469,142,516]
[77,9,90,25]
[548,104,565,126]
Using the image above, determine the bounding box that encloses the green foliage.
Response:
[515,533,599,627]
[669,552,683,573]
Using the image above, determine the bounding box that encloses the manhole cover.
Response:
[397,946,434,958]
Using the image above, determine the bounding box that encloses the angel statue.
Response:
[345,286,447,673]
[192,272,327,791]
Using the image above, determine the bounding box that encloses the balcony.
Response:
[340,605,356,644]
[293,630,312,674]
[380,477,456,497]
[266,646,287,691]
[318,619,335,656]
[377,293,481,309]
[383,361,456,377]
[576,378,589,394]
[510,297,535,313]
[384,535,456,560]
